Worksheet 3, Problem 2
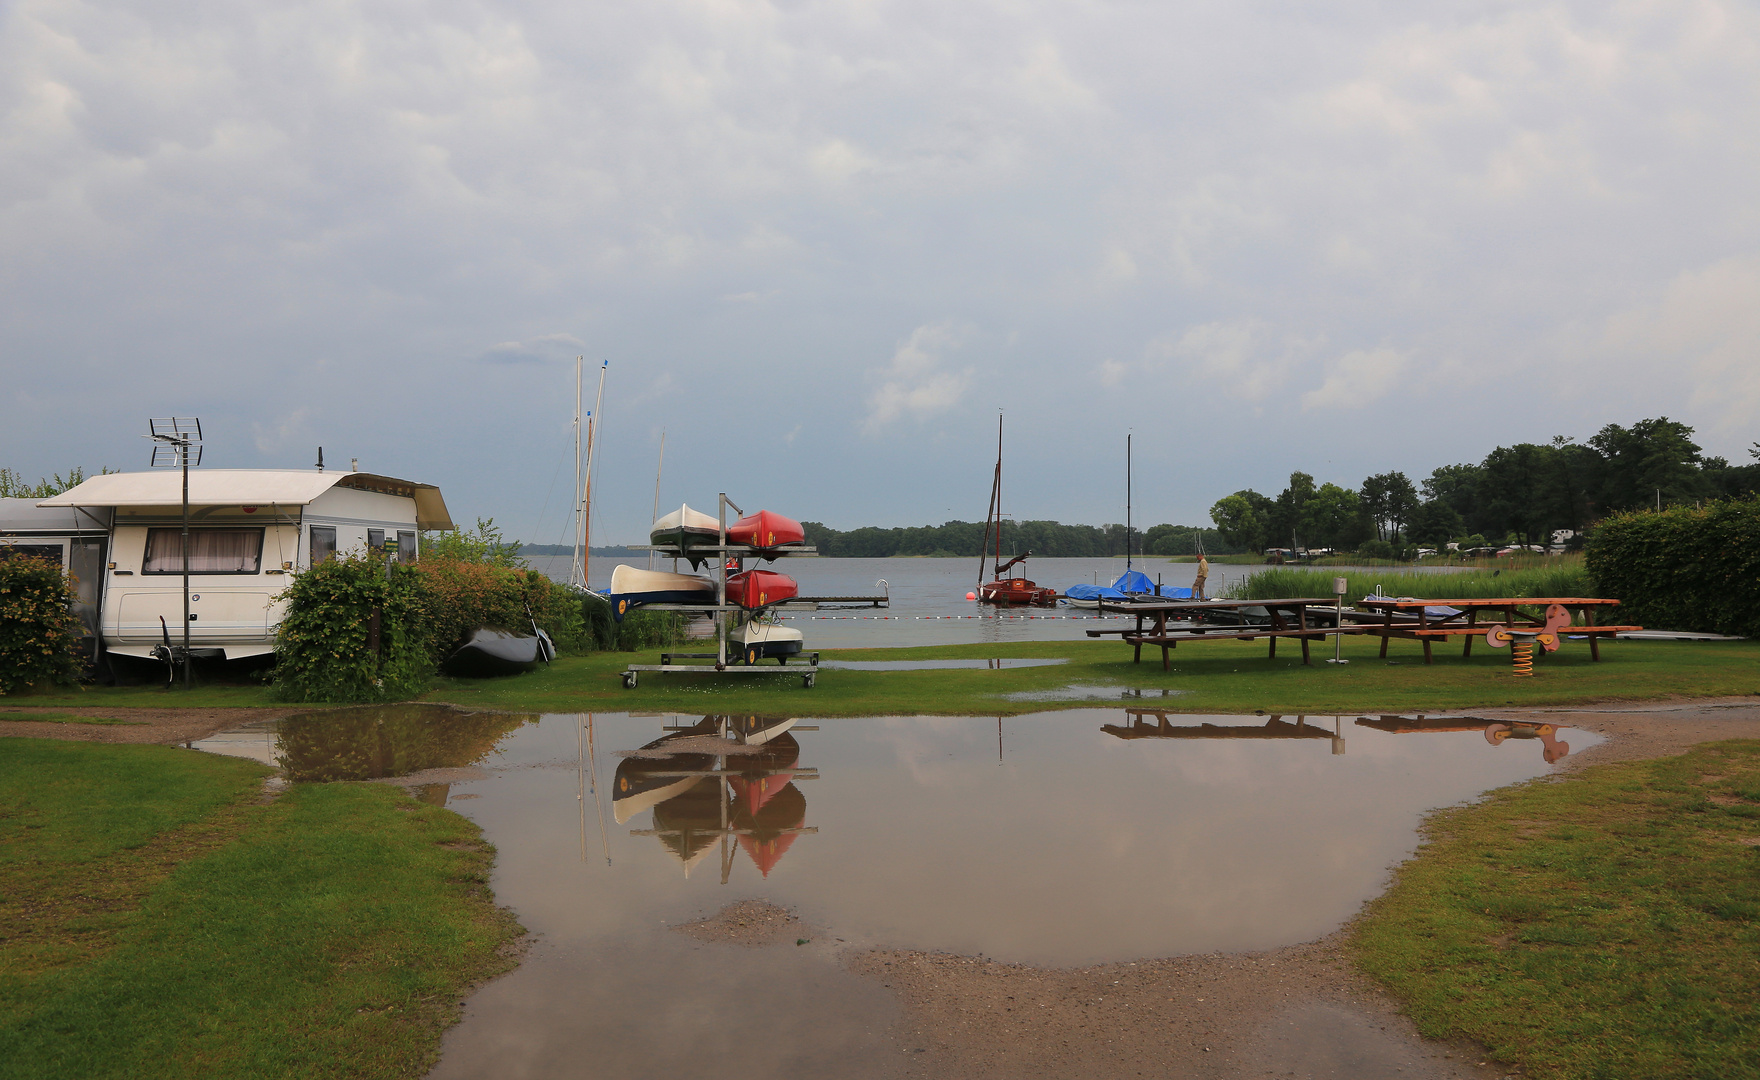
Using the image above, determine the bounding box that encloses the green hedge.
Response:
[270,556,433,704]
[413,556,588,659]
[0,556,85,695]
[1585,496,1760,636]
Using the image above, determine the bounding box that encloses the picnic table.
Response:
[1353,597,1636,664]
[1089,598,1367,670]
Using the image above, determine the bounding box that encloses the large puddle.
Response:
[191,706,1595,1078]
[195,706,1591,961]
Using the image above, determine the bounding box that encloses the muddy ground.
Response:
[0,705,311,744]
[8,697,1758,1079]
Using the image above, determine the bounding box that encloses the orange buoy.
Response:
[966,592,977,600]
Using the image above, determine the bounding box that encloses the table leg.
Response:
[1161,644,1170,672]
[1379,611,1391,658]
[1299,604,1311,665]
[1422,638,1433,665]
[1590,634,1600,662]
[1463,609,1477,657]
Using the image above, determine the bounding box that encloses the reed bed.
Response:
[1225,560,1593,602]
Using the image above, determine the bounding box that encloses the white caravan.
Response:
[40,470,453,661]
[0,499,114,665]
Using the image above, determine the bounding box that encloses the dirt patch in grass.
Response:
[0,706,321,745]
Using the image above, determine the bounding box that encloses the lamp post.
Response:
[148,418,202,690]
[1325,575,1349,665]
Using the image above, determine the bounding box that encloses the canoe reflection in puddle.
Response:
[614,715,818,881]
[274,704,535,783]
[1354,714,1572,763]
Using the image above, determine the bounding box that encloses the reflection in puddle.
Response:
[1004,683,1190,701]
[187,705,535,781]
[461,710,1597,965]
[187,719,280,765]
[614,716,818,880]
[1105,711,1348,754]
[1354,714,1573,763]
[416,708,1598,1077]
[276,704,534,781]
[818,657,1067,670]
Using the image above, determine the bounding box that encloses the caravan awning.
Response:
[38,470,455,531]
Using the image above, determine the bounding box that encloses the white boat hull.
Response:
[609,564,715,620]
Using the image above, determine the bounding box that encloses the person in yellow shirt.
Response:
[1193,554,1209,600]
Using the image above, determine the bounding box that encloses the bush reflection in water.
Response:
[276,704,534,782]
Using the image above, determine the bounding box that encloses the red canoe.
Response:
[725,569,798,609]
[728,510,806,552]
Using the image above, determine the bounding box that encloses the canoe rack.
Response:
[621,493,822,689]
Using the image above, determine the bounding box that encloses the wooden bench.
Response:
[1123,625,1374,670]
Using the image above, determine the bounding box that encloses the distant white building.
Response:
[40,469,452,662]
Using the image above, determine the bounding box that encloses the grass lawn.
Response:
[413,635,1760,717]
[7,636,1758,718]
[1352,739,1760,1079]
[0,739,522,1080]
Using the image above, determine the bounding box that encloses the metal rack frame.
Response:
[621,493,821,688]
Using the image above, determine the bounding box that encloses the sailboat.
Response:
[1065,434,1191,606]
[975,414,1057,607]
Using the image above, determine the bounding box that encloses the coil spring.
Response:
[1511,640,1535,677]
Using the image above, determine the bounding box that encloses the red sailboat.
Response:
[728,510,806,555]
[975,414,1057,607]
[725,568,798,609]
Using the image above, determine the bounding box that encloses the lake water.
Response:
[529,555,1472,648]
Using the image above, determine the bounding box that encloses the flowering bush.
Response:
[0,556,86,695]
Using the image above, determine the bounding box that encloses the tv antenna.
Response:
[146,417,203,690]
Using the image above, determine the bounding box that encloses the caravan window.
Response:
[144,528,264,574]
[310,526,337,565]
[368,529,385,553]
[397,531,416,563]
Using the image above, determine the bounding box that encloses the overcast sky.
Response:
[4,0,1757,544]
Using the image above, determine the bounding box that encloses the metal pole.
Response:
[1125,433,1131,570]
[181,446,190,690]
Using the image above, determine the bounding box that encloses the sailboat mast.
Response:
[570,357,585,588]
[649,430,665,570]
[580,360,607,586]
[978,413,1002,589]
[994,413,1004,578]
[1126,433,1132,570]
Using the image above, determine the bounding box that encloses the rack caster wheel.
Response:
[622,672,637,689]
[802,672,815,688]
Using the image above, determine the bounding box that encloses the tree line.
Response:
[1209,418,1760,554]
[800,519,1234,558]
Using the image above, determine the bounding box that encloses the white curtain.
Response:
[145,529,263,573]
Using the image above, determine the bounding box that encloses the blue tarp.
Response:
[1111,569,1196,599]
[1065,583,1129,602]
[1112,569,1158,594]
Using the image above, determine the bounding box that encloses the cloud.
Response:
[1301,347,1411,410]
[1598,255,1760,441]
[1130,321,1314,403]
[251,408,311,455]
[864,321,975,434]
[480,334,587,364]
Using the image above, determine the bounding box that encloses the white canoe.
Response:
[730,622,804,664]
[650,503,721,556]
[609,564,715,620]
